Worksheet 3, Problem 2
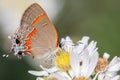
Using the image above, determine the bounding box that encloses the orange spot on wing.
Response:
[54,26,59,47]
[55,33,59,47]
[27,45,32,50]
[25,28,38,56]
[25,44,33,56]
[25,39,31,46]
[25,39,32,51]
[27,28,38,39]
[32,13,45,27]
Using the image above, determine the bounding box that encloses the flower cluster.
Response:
[28,36,120,80]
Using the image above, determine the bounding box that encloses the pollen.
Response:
[55,49,70,71]
[95,58,108,72]
[74,76,87,80]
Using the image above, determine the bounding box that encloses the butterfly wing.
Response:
[19,3,58,57]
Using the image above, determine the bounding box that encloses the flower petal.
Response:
[98,73,105,80]
[70,50,80,77]
[80,50,90,76]
[49,72,71,80]
[87,41,97,56]
[103,53,110,59]
[87,51,99,77]
[108,57,120,72]
[28,70,48,76]
[111,75,120,80]
[40,65,59,73]
[36,77,44,80]
[78,36,89,46]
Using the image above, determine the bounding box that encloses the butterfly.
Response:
[10,3,59,59]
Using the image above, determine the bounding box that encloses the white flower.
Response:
[35,72,72,80]
[48,72,71,80]
[55,36,99,79]
[69,43,98,79]
[98,74,120,80]
[74,36,90,54]
[77,36,89,46]
[60,36,74,52]
[28,65,59,77]
[28,36,120,80]
[29,65,72,80]
[60,36,74,47]
[97,53,120,80]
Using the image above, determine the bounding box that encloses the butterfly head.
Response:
[10,33,26,57]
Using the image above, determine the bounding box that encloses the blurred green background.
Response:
[0,0,120,80]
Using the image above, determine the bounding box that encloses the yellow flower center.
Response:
[96,58,108,72]
[55,49,70,71]
[74,76,87,80]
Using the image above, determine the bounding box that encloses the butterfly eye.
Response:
[16,39,20,44]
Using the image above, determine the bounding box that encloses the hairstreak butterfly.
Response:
[10,3,59,59]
